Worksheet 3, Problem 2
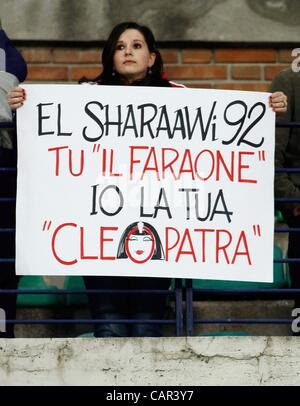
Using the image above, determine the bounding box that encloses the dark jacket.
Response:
[0,29,27,82]
[270,68,300,213]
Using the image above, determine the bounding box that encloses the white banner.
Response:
[16,84,275,281]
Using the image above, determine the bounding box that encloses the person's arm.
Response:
[7,86,25,110]
[270,70,300,215]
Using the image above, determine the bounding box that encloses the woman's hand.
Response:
[269,91,287,114]
[7,86,26,110]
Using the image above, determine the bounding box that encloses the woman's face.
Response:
[113,29,156,84]
[125,227,155,263]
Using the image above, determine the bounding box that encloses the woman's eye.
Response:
[133,43,142,49]
[143,236,153,242]
[127,237,138,241]
[116,44,124,50]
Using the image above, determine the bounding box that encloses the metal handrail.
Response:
[276,121,300,128]
[4,318,177,325]
[194,319,292,325]
[0,121,15,129]
[184,120,300,335]
[0,288,174,295]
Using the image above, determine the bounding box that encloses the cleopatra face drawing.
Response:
[117,221,164,264]
[125,225,155,264]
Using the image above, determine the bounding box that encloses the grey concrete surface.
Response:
[0,0,299,42]
[1,336,300,385]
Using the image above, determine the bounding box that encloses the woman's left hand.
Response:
[269,91,288,114]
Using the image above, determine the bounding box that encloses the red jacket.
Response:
[161,72,185,88]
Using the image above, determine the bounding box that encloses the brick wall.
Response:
[19,46,294,90]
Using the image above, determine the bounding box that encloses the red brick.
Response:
[53,49,101,63]
[165,65,227,80]
[20,48,52,63]
[264,65,289,81]
[70,66,102,81]
[182,50,212,63]
[215,49,276,63]
[278,49,294,63]
[80,50,101,63]
[214,82,270,92]
[231,65,261,80]
[160,50,178,63]
[27,66,68,81]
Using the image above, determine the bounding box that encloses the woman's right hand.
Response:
[7,86,26,110]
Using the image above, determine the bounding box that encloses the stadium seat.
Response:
[198,331,255,336]
[172,244,290,290]
[64,276,88,306]
[17,276,63,307]
[78,332,94,338]
[275,210,285,224]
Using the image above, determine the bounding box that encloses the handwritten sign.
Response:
[16,85,275,281]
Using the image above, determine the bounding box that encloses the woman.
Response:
[79,22,178,337]
[8,22,288,337]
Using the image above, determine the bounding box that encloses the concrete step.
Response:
[190,300,294,336]
[15,307,93,338]
[15,299,295,337]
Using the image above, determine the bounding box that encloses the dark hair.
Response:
[80,22,170,87]
[117,221,165,260]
